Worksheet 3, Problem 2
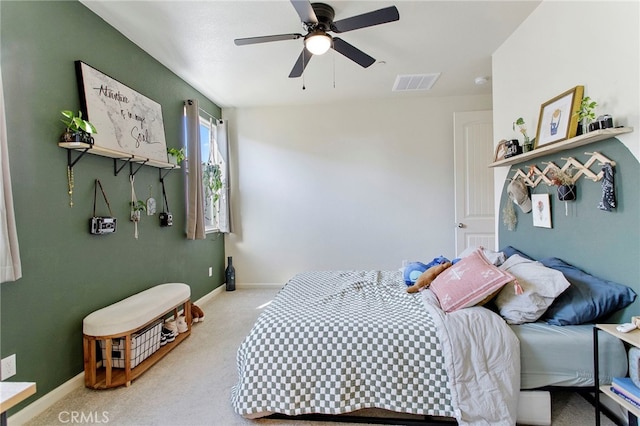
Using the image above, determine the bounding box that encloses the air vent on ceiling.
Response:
[392,73,441,92]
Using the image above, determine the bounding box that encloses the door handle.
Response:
[457,223,465,228]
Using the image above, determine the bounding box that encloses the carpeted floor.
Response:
[24,288,617,426]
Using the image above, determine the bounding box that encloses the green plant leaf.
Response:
[60,109,97,133]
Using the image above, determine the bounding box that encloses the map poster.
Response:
[75,61,168,163]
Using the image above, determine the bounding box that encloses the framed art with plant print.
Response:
[535,86,584,148]
[532,193,552,228]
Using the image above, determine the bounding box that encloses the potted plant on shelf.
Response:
[167,147,186,165]
[574,96,597,136]
[548,164,577,201]
[513,117,533,152]
[60,110,97,144]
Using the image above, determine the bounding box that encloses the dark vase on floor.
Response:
[225,256,236,291]
[557,185,576,201]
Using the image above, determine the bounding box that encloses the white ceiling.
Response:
[80,0,541,108]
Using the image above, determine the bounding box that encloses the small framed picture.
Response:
[494,140,508,162]
[535,86,584,148]
[532,193,552,228]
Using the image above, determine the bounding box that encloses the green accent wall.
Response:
[1,1,225,413]
[499,138,639,322]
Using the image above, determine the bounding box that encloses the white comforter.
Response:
[422,289,521,425]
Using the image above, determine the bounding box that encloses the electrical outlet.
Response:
[208,267,213,277]
[1,354,16,380]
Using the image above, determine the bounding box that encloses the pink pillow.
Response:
[430,249,514,312]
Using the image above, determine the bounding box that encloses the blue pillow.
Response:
[539,257,637,325]
[500,246,535,261]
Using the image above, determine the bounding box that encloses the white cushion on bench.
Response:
[83,283,190,337]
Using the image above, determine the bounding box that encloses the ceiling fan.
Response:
[234,0,399,78]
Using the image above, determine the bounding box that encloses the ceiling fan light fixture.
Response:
[305,31,332,55]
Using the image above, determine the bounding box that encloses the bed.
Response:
[231,247,635,425]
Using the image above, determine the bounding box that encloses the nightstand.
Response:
[594,324,640,426]
[0,382,36,426]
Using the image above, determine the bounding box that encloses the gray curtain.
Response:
[184,100,206,240]
[216,119,232,233]
[0,66,22,282]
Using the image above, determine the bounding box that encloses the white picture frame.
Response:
[532,193,552,228]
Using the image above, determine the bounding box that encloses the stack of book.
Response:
[611,377,640,408]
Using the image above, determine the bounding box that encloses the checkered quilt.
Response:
[231,270,456,419]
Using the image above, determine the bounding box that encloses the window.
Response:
[199,115,227,233]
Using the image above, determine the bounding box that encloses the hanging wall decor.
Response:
[532,194,552,228]
[75,61,168,163]
[509,151,616,189]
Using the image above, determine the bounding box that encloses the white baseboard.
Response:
[194,284,225,306]
[8,285,225,426]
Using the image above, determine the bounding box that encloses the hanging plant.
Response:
[503,198,517,231]
[547,164,577,202]
[130,200,147,222]
[203,162,223,203]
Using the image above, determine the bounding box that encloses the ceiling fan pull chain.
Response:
[302,50,306,90]
[333,42,336,89]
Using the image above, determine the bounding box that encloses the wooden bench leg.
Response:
[185,300,192,331]
[105,338,112,387]
[125,334,132,386]
[83,335,97,387]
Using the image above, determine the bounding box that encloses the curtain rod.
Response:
[198,107,222,123]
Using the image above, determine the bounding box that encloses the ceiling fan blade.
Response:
[234,33,303,46]
[288,48,313,78]
[332,38,375,68]
[290,0,318,24]
[332,6,399,33]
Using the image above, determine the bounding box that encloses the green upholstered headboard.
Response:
[498,137,639,322]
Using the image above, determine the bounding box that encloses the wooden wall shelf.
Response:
[59,141,179,177]
[489,127,633,168]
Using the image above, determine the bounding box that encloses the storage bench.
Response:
[82,283,191,389]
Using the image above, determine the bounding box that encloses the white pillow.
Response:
[495,254,570,324]
[457,246,506,266]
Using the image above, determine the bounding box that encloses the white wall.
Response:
[224,95,491,285]
[492,1,639,228]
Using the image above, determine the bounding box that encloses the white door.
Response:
[453,111,495,255]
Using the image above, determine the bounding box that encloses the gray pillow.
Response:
[495,254,570,324]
